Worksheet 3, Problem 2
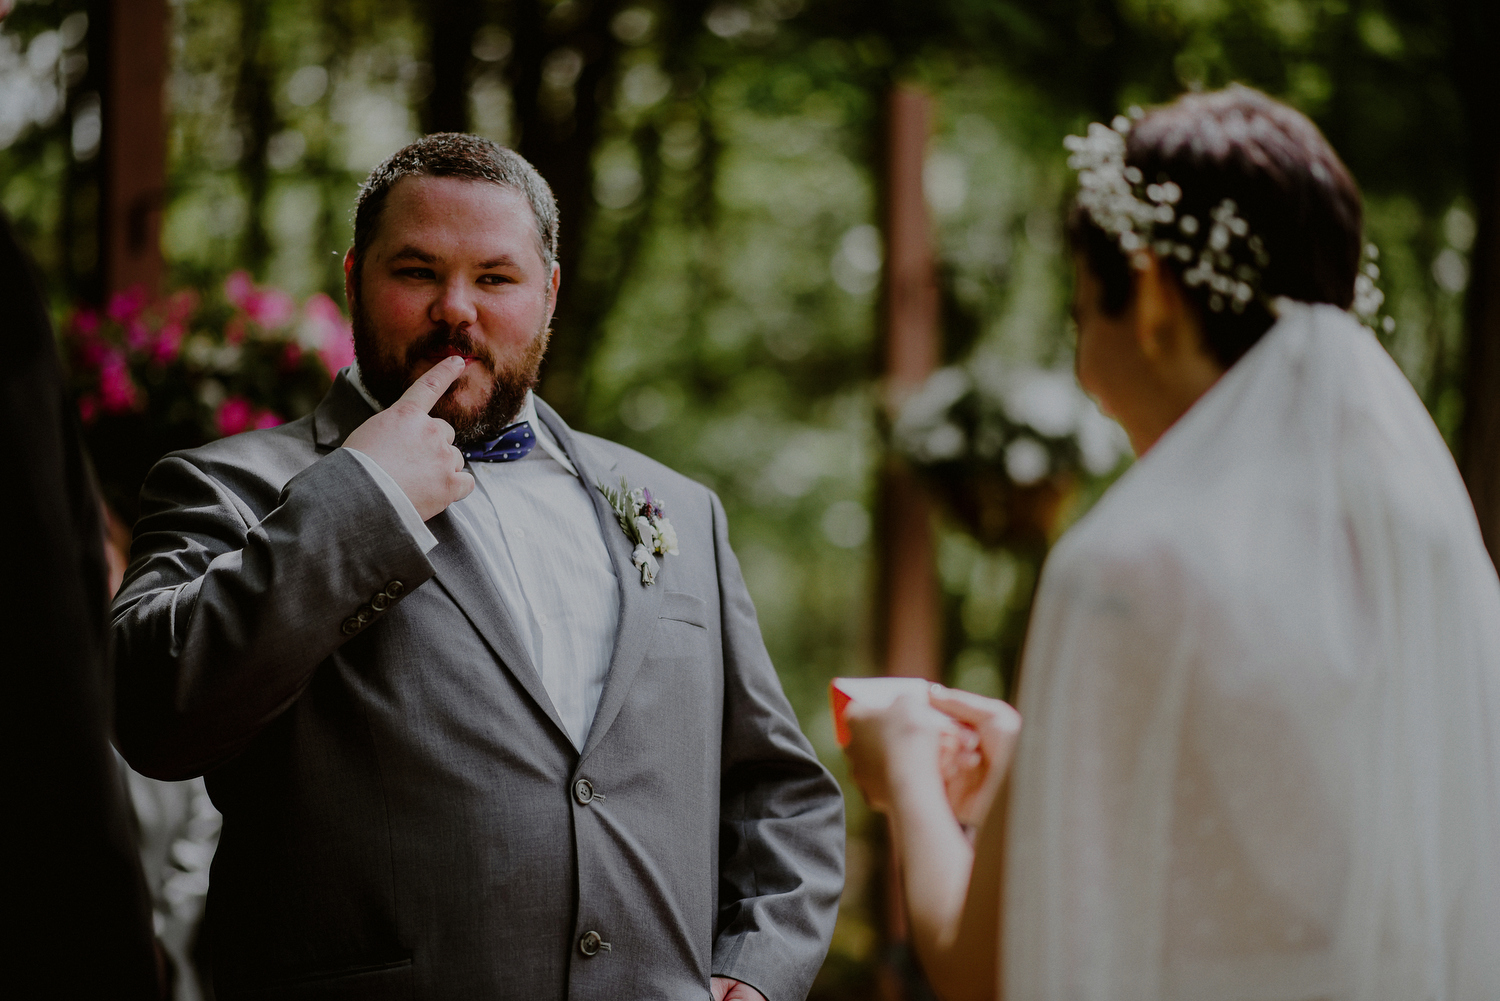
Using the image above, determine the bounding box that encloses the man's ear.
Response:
[545,261,561,322]
[343,249,357,312]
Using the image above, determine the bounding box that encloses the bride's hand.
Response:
[928,686,1022,827]
[844,691,976,814]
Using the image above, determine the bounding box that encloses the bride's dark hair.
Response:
[1067,84,1364,367]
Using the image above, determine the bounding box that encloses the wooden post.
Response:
[102,0,168,297]
[883,87,942,409]
[880,83,942,685]
[423,0,481,134]
[875,82,942,1001]
[1451,0,1500,569]
[1461,167,1500,565]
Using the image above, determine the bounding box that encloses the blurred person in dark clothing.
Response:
[0,210,163,999]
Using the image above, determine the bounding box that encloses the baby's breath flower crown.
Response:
[1064,111,1390,330]
[1065,111,1266,315]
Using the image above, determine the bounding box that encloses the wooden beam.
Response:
[1461,155,1500,566]
[1452,0,1500,569]
[102,0,168,297]
[423,0,481,134]
[879,81,941,686]
[882,85,942,403]
[875,81,942,1001]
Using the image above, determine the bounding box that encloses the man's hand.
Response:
[711,976,769,1001]
[342,355,475,521]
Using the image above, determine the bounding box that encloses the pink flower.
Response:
[224,270,255,308]
[98,354,141,414]
[225,271,295,330]
[305,293,355,376]
[77,394,99,424]
[107,286,148,325]
[72,308,101,338]
[253,410,284,430]
[319,334,355,376]
[152,321,185,365]
[215,396,255,436]
[125,320,153,352]
[245,288,296,329]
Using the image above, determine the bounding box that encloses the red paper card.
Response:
[829,676,934,747]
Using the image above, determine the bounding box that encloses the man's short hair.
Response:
[351,133,559,287]
[1067,85,1363,368]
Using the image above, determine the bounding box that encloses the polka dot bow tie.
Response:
[461,421,537,463]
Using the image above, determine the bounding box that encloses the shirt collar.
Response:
[346,361,383,415]
[346,362,578,479]
[514,393,581,477]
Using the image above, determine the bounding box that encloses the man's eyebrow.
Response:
[477,255,521,269]
[387,245,436,263]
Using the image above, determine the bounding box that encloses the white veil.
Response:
[1003,302,1500,1000]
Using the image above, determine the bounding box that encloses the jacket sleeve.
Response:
[708,490,845,1001]
[112,447,435,780]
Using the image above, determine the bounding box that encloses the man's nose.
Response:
[429,276,478,327]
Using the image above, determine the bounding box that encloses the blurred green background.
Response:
[2,0,1492,996]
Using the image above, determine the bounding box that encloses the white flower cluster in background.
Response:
[892,357,1129,485]
[0,13,89,151]
[1065,113,1268,315]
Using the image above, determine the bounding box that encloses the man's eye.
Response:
[399,267,435,280]
[479,274,514,286]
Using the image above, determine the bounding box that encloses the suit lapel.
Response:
[312,370,375,452]
[424,512,572,744]
[534,400,664,761]
[315,372,572,745]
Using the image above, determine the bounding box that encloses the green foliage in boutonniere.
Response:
[597,476,679,585]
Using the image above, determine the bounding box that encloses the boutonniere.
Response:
[598,476,679,585]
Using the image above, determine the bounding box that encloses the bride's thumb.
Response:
[930,685,1021,732]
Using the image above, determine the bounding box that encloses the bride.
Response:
[844,84,1500,1001]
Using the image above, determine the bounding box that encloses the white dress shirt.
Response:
[343,364,620,750]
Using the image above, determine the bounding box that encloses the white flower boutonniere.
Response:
[598,476,679,585]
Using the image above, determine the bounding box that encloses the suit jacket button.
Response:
[384,580,405,599]
[573,779,594,805]
[371,592,390,612]
[579,930,603,956]
[341,617,361,635]
[356,605,373,625]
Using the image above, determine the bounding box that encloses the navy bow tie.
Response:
[461,421,537,463]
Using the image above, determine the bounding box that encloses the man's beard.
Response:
[351,296,551,450]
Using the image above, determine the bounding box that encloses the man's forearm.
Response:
[710,487,845,998]
[113,449,434,779]
[712,764,845,1001]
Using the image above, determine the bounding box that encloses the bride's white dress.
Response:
[1004,303,1500,1000]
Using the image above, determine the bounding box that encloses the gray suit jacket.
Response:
[111,374,844,1000]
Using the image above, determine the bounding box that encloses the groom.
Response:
[112,134,843,1000]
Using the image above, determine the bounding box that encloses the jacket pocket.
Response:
[659,589,709,629]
